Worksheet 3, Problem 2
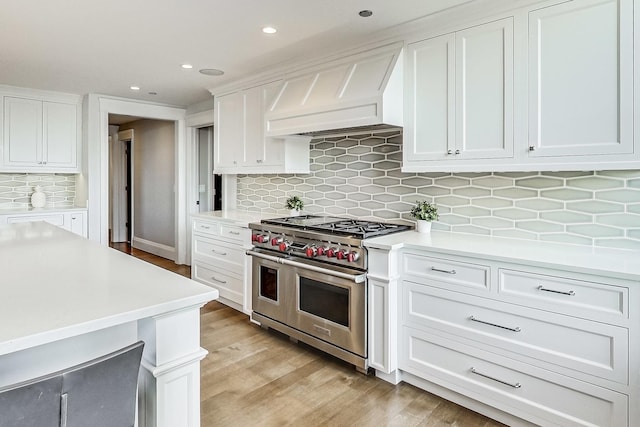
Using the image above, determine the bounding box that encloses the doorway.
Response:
[124,140,132,242]
[196,126,221,212]
[109,127,133,244]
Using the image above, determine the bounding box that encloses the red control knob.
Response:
[305,247,317,258]
[317,246,326,256]
[326,248,337,258]
[279,242,289,251]
[346,251,360,262]
[251,233,258,242]
[255,234,268,243]
[336,250,347,260]
[271,236,283,246]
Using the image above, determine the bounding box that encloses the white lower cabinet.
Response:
[366,244,637,426]
[402,327,628,427]
[0,210,87,237]
[191,217,252,313]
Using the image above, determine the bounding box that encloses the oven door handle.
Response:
[246,250,366,284]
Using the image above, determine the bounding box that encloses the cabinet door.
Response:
[455,18,513,160]
[404,33,455,162]
[243,86,265,166]
[68,212,86,237]
[214,92,244,170]
[3,97,42,167]
[528,0,633,157]
[260,82,286,166]
[43,102,77,169]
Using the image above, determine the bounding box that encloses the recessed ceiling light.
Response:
[199,68,225,76]
[262,26,277,34]
[130,86,140,91]
[359,10,373,17]
[181,64,193,69]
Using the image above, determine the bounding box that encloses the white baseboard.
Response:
[132,236,176,261]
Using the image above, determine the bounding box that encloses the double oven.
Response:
[248,216,410,372]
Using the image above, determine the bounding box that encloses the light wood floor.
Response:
[111,243,505,427]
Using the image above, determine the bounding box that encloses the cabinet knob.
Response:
[529,146,536,152]
[455,149,460,155]
[257,159,262,164]
[447,150,453,155]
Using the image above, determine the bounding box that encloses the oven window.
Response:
[299,278,349,327]
[260,266,278,301]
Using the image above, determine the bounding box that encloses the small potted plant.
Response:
[410,200,438,233]
[285,195,304,216]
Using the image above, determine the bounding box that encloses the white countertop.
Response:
[364,230,640,282]
[0,206,87,214]
[0,222,218,356]
[191,209,283,227]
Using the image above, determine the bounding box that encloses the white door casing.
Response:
[85,95,187,264]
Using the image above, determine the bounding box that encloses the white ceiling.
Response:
[0,0,475,107]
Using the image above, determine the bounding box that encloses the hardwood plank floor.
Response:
[111,243,506,427]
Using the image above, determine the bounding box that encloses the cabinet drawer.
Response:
[402,252,490,294]
[219,224,245,243]
[192,262,242,305]
[402,327,628,427]
[7,214,65,227]
[499,269,628,322]
[403,282,628,384]
[193,219,219,236]
[193,235,244,271]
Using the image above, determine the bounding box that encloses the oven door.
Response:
[250,249,292,325]
[289,261,367,358]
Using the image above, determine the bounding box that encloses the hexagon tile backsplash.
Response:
[0,173,77,209]
[237,130,640,250]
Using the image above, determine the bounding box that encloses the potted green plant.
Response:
[285,195,304,216]
[410,200,438,233]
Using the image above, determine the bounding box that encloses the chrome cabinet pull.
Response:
[455,149,460,155]
[210,276,227,284]
[447,149,453,155]
[469,315,521,332]
[470,367,521,389]
[200,225,210,229]
[529,145,536,151]
[211,249,227,256]
[431,267,456,275]
[228,231,240,235]
[538,285,575,296]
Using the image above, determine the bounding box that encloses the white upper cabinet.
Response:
[214,82,310,174]
[2,93,80,172]
[403,18,514,171]
[214,91,244,169]
[528,0,633,158]
[42,101,78,168]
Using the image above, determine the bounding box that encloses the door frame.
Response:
[85,95,187,264]
[185,108,236,265]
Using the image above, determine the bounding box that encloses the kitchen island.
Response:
[0,221,218,427]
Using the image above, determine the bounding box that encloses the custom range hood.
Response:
[264,43,403,137]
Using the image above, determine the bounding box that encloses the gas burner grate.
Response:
[260,216,412,238]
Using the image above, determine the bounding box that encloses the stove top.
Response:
[261,215,412,239]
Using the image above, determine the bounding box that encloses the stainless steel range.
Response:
[247,215,412,373]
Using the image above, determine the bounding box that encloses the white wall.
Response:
[119,119,176,249]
